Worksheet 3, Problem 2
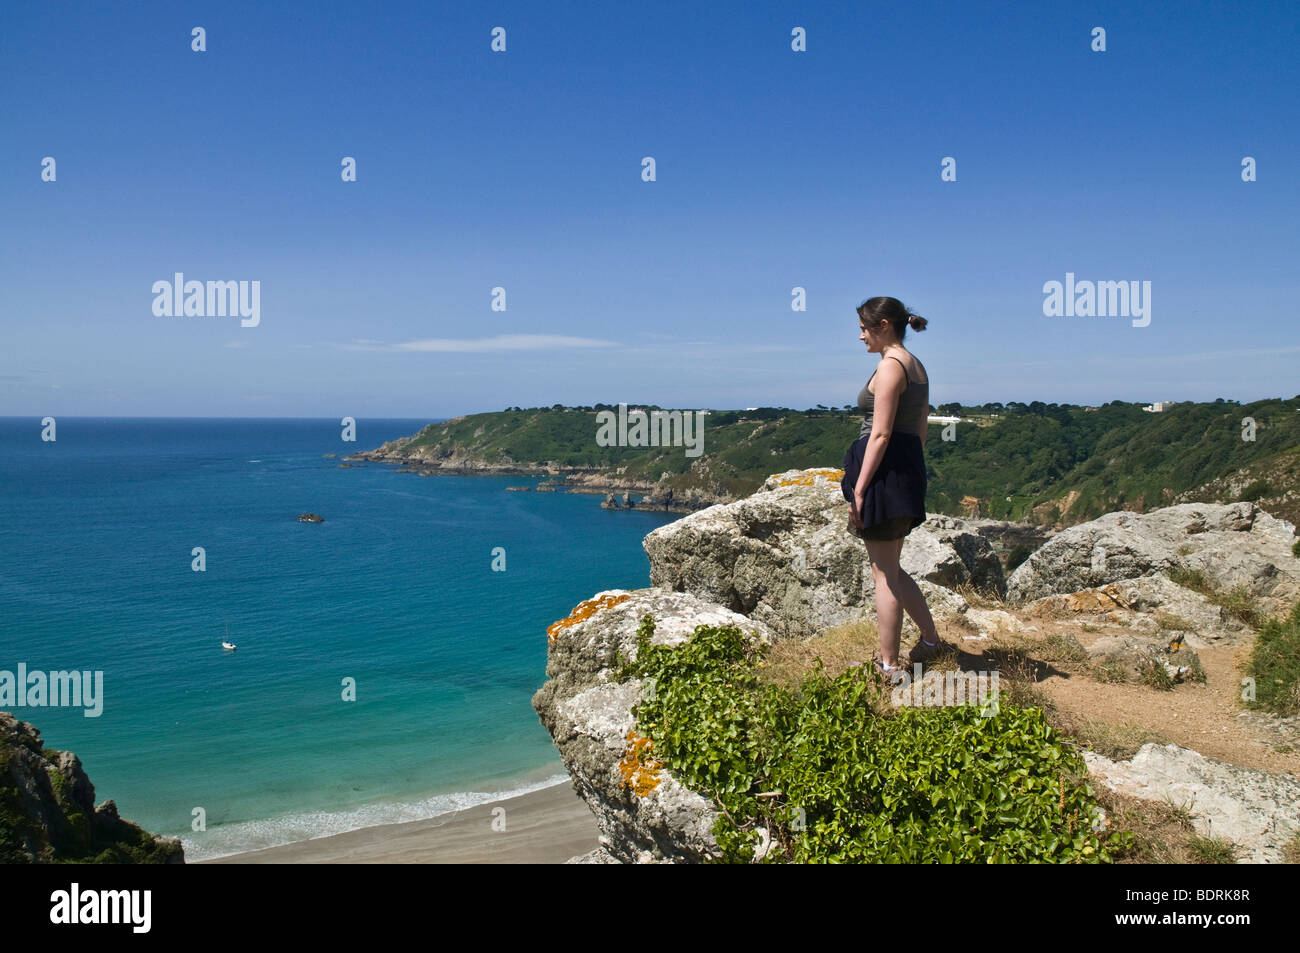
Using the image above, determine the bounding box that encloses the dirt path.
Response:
[937,617,1300,780]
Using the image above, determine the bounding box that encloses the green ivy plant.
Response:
[620,614,1131,863]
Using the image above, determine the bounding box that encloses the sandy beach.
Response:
[201,781,602,864]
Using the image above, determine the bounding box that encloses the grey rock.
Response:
[1085,743,1300,863]
[51,749,96,814]
[565,845,622,863]
[958,519,1055,572]
[1083,632,1202,684]
[643,469,1004,641]
[1007,502,1299,617]
[1026,574,1255,646]
[533,471,1300,864]
[532,588,774,863]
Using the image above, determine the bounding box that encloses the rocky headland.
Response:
[346,422,734,513]
[0,712,184,863]
[533,468,1300,863]
[347,439,728,514]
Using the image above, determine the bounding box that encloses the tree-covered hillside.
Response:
[365,398,1300,528]
[926,397,1300,524]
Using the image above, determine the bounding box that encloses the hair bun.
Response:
[907,313,928,331]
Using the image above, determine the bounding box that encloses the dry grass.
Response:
[1166,566,1265,628]
[946,611,980,633]
[1097,790,1226,864]
[1098,791,1241,864]
[769,613,1172,766]
[1056,716,1170,761]
[1036,632,1089,664]
[975,625,1252,864]
[923,643,963,674]
[1186,835,1242,864]
[749,589,1289,865]
[757,617,968,715]
[758,618,880,689]
[985,638,1056,712]
[1155,610,1197,632]
[1138,655,1178,691]
[1091,659,1129,684]
[1283,832,1300,864]
[952,581,1009,610]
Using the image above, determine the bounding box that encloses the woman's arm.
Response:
[853,359,906,500]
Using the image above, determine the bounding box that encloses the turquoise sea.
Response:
[0,418,677,859]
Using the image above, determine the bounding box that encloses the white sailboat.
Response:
[222,623,237,651]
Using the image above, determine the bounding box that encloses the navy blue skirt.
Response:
[841,432,927,539]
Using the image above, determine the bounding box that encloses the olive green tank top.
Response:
[857,354,929,437]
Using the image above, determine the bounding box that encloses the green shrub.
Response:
[1238,479,1271,502]
[1155,611,1196,632]
[1037,633,1088,664]
[1,746,181,864]
[621,615,1128,863]
[1244,598,1300,716]
[1173,647,1208,684]
[1139,656,1177,691]
[1091,660,1129,684]
[1187,835,1240,864]
[1167,565,1209,592]
[1217,585,1263,627]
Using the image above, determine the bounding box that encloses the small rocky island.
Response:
[297,512,325,523]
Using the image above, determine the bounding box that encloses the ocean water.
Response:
[0,418,678,859]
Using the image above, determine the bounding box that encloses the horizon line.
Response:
[2,396,1296,422]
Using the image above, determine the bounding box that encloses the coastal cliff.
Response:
[347,411,738,513]
[0,712,184,863]
[533,469,1300,863]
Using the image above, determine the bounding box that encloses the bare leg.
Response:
[866,537,903,666]
[893,537,939,643]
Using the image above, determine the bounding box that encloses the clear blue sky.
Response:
[2,0,1296,417]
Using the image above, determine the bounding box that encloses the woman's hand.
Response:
[850,489,866,528]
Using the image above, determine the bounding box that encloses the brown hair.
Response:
[857,296,928,342]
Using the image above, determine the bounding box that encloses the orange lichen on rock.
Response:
[1063,585,1129,614]
[547,592,631,643]
[770,468,844,488]
[618,730,663,796]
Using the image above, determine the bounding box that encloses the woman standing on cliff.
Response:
[843,297,945,682]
